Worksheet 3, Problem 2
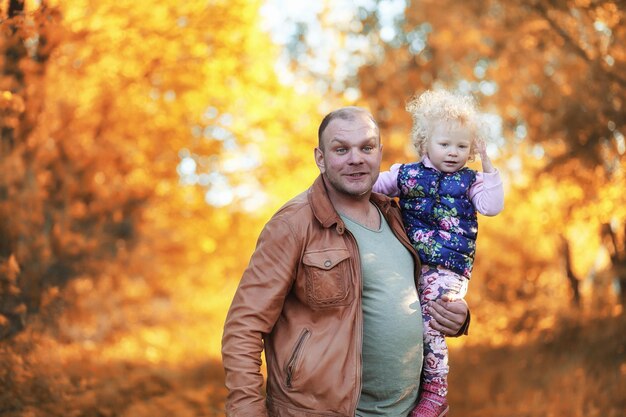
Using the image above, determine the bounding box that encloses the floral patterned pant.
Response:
[418,265,469,397]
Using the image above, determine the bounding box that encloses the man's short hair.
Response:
[317,107,379,150]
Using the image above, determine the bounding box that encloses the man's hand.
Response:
[427,294,469,336]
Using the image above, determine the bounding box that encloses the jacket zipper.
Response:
[285,328,311,389]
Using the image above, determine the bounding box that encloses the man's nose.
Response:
[347,149,364,164]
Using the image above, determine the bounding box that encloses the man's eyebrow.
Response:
[324,136,379,150]
[328,136,378,144]
[327,138,347,146]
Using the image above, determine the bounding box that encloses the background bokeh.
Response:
[1,0,625,416]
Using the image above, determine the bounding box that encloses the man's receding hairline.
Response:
[318,107,378,149]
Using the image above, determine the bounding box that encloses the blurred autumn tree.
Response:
[0,1,105,339]
[0,0,326,356]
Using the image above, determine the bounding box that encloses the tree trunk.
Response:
[0,0,55,339]
[560,235,581,308]
[601,223,626,313]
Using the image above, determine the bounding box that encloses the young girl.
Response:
[374,89,504,417]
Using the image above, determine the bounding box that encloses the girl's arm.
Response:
[373,163,402,197]
[470,141,504,216]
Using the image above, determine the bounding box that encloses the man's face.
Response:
[315,113,382,199]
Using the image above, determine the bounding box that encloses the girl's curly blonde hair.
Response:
[406,89,486,161]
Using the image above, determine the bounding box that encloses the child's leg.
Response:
[418,265,469,398]
[418,265,449,397]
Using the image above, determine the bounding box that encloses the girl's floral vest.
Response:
[397,162,478,279]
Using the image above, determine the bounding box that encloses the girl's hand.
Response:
[475,138,487,157]
[476,139,495,173]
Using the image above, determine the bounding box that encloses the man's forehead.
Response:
[329,125,376,136]
[326,117,377,137]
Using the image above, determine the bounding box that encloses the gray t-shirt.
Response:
[341,209,424,417]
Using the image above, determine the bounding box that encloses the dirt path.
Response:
[1,350,227,417]
[2,315,624,417]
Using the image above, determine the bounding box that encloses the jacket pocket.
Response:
[285,328,311,389]
[302,248,352,307]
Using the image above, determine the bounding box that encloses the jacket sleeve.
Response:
[221,216,301,417]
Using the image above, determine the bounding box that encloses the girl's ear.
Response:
[416,139,427,158]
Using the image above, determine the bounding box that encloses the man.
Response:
[222,107,469,417]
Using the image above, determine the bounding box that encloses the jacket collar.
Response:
[307,175,393,234]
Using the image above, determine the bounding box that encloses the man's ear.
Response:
[314,147,326,173]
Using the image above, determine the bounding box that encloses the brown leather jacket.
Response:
[222,175,468,417]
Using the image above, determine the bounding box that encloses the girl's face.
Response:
[426,120,473,173]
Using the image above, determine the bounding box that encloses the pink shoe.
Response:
[410,396,449,417]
